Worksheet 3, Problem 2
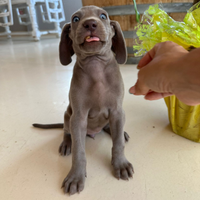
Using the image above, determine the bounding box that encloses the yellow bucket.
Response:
[164,96,200,142]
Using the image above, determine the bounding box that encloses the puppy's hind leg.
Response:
[59,107,72,156]
[59,132,72,156]
[103,124,130,142]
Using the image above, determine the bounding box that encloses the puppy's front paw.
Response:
[112,158,134,180]
[62,171,86,195]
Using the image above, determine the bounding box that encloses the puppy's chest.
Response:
[87,82,116,119]
[89,81,119,104]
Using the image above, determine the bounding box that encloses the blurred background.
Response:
[0,0,83,33]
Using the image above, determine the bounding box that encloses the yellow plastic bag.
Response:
[133,2,200,142]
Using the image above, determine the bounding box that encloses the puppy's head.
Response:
[59,6,127,65]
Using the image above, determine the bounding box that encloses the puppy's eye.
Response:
[72,16,80,23]
[100,13,107,20]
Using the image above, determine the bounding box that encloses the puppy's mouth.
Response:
[84,35,100,43]
[79,34,106,52]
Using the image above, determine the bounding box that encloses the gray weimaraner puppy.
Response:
[33,5,134,195]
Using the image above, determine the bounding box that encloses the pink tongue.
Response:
[86,37,100,42]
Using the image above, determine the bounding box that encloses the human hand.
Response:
[129,41,200,106]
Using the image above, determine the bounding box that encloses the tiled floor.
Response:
[1,36,200,200]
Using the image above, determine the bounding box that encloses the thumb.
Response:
[145,91,173,100]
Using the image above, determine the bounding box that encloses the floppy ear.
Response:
[110,20,127,64]
[59,23,74,65]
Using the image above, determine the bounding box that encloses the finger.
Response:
[134,80,150,95]
[129,86,135,94]
[137,41,186,70]
[145,92,173,100]
[137,53,153,69]
[137,45,158,69]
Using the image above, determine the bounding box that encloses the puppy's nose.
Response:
[83,20,97,31]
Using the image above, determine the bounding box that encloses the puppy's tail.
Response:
[32,123,64,129]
